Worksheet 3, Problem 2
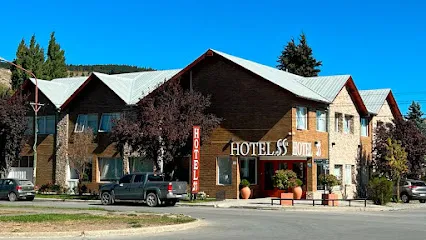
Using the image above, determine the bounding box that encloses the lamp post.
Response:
[0,56,42,185]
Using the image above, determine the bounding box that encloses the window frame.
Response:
[296,106,308,130]
[37,115,55,135]
[345,164,352,185]
[74,113,98,133]
[335,112,342,133]
[217,156,233,185]
[316,110,327,132]
[344,115,353,134]
[98,157,124,182]
[238,157,257,185]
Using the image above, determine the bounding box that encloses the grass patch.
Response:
[0,214,105,223]
[36,194,99,200]
[180,198,217,203]
[0,204,107,212]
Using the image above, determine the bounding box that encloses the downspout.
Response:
[327,105,331,194]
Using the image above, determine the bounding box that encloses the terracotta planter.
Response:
[322,193,338,206]
[292,186,303,200]
[280,192,294,206]
[240,187,251,199]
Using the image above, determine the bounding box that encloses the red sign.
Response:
[191,126,200,194]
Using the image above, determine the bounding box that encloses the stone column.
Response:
[55,112,69,188]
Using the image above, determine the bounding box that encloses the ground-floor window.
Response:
[239,157,257,184]
[292,162,306,186]
[98,157,123,181]
[129,157,154,173]
[69,162,92,181]
[344,164,356,185]
[316,163,328,190]
[217,156,232,185]
[12,156,34,168]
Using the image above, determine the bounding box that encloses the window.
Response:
[98,158,123,181]
[335,113,342,132]
[344,115,353,134]
[37,115,55,134]
[25,117,34,135]
[99,113,121,132]
[345,164,353,185]
[239,157,257,184]
[129,157,154,173]
[134,174,146,183]
[75,114,98,133]
[12,156,34,168]
[317,163,328,190]
[278,162,288,170]
[296,107,307,130]
[361,118,369,137]
[217,156,232,185]
[119,175,133,184]
[334,165,342,181]
[316,110,327,132]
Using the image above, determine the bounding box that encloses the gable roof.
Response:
[28,77,86,108]
[60,69,181,109]
[359,89,391,114]
[209,49,329,103]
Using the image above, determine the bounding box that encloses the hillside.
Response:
[0,68,11,89]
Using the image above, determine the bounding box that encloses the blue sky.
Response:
[1,0,425,114]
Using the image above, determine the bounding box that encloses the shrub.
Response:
[197,192,207,200]
[272,169,297,190]
[318,174,341,193]
[240,179,250,188]
[368,177,393,205]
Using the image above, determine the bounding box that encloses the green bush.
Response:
[368,177,393,205]
[272,170,297,190]
[240,179,250,188]
[318,174,341,193]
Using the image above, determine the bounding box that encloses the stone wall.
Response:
[329,86,360,198]
[55,112,69,188]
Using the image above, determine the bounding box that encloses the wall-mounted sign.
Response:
[191,126,200,194]
[230,139,288,156]
[230,139,321,158]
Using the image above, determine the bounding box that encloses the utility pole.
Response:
[0,57,43,185]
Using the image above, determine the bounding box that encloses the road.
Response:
[2,200,426,240]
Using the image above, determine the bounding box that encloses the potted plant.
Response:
[272,169,297,205]
[318,174,341,206]
[289,178,303,200]
[240,179,251,199]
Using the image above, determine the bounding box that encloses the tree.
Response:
[43,32,67,80]
[373,119,426,179]
[0,94,28,178]
[27,35,45,79]
[385,138,408,202]
[277,32,322,77]
[10,39,28,90]
[68,128,94,195]
[406,101,426,135]
[112,79,221,175]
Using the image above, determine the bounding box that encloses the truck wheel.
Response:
[420,200,426,203]
[101,191,113,205]
[401,193,410,203]
[166,200,177,206]
[146,193,158,207]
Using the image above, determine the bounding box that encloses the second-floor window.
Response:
[335,113,342,132]
[75,114,98,133]
[296,107,307,130]
[99,113,121,132]
[37,115,55,134]
[361,118,369,137]
[316,110,327,132]
[344,115,353,134]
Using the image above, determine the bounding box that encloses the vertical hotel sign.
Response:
[191,126,200,194]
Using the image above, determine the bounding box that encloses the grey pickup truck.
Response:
[99,172,187,207]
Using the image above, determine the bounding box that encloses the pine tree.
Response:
[10,39,28,90]
[407,101,423,122]
[43,32,67,80]
[277,33,322,77]
[27,35,45,79]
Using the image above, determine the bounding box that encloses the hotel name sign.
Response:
[230,139,321,157]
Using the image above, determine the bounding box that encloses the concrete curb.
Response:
[0,218,204,239]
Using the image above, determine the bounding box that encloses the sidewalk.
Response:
[35,197,425,212]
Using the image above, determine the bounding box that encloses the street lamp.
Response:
[0,56,42,185]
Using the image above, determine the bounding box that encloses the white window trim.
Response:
[75,114,98,133]
[344,115,352,134]
[316,110,327,132]
[296,106,308,130]
[238,157,258,185]
[361,118,369,137]
[98,113,120,133]
[345,164,352,185]
[217,156,232,186]
[335,113,341,132]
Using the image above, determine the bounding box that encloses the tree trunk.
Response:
[396,175,401,202]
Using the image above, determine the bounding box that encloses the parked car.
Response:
[394,179,426,203]
[0,178,35,201]
[99,172,187,207]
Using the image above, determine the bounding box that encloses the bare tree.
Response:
[68,128,94,194]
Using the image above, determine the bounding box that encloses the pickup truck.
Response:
[99,172,187,207]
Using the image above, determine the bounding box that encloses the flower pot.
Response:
[322,193,338,206]
[241,186,251,199]
[292,186,303,200]
[280,192,294,206]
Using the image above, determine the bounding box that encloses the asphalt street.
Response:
[1,200,426,240]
